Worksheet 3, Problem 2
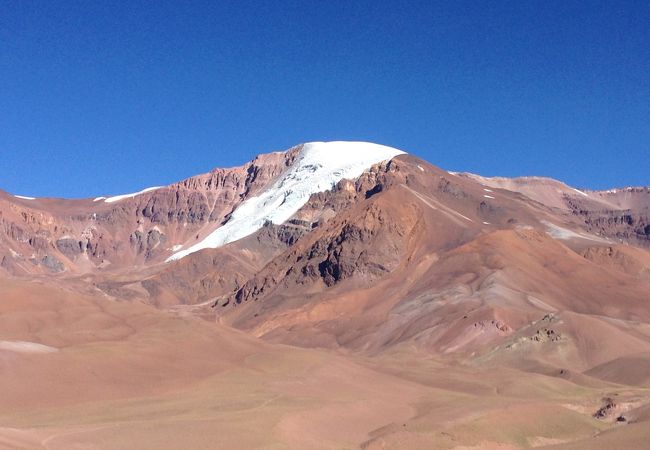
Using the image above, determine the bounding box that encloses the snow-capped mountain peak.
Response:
[166,141,405,261]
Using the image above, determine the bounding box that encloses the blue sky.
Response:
[1,0,648,198]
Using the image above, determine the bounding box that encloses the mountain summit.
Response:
[167,141,405,260]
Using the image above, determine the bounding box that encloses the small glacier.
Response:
[167,141,405,261]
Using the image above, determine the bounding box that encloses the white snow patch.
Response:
[417,165,425,172]
[167,141,405,261]
[93,196,106,202]
[9,249,21,258]
[171,244,183,252]
[483,188,493,193]
[572,188,589,197]
[482,222,491,225]
[602,187,642,194]
[542,221,609,243]
[0,340,58,354]
[544,223,584,240]
[104,186,162,203]
[483,195,495,199]
[14,195,35,200]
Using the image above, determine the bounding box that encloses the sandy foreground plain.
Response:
[1,277,649,450]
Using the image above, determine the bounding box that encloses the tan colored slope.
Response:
[0,276,419,449]
[458,172,650,246]
[457,173,608,210]
[581,244,650,281]
[589,186,650,210]
[456,172,649,213]
[0,277,258,410]
[2,276,650,450]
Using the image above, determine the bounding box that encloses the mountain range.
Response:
[1,141,649,449]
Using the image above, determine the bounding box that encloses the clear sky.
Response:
[1,0,648,198]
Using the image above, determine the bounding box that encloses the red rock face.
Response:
[1,145,650,359]
[205,155,650,358]
[0,148,299,276]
